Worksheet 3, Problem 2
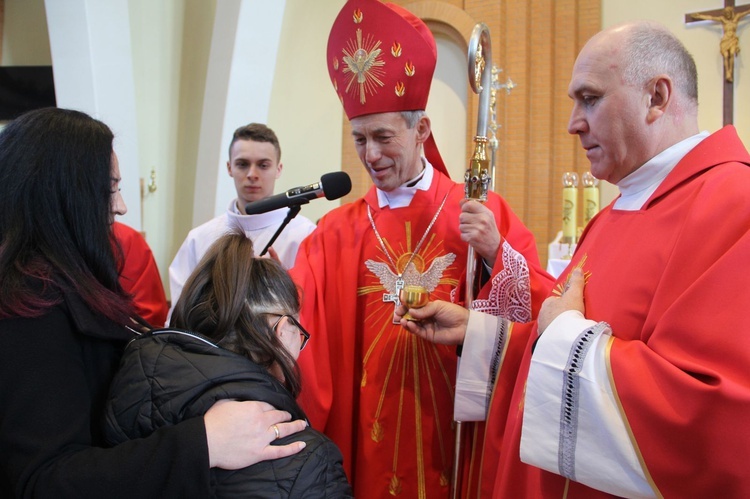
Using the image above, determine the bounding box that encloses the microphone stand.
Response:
[259,203,304,257]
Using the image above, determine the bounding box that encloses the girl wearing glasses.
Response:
[104,230,352,498]
[0,109,306,498]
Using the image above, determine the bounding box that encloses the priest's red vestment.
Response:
[291,169,552,499]
[481,126,750,497]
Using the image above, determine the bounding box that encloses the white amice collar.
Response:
[376,159,433,208]
[226,199,289,230]
[614,131,709,211]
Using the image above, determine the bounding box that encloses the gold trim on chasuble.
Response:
[358,219,458,496]
[605,337,664,498]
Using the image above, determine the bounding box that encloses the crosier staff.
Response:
[452,21,493,499]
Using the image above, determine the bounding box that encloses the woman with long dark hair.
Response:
[105,231,352,497]
[0,108,306,498]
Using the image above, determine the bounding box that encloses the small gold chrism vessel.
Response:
[399,285,430,321]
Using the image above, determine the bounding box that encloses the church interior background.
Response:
[2,0,748,296]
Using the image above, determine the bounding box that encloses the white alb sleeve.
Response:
[520,310,655,498]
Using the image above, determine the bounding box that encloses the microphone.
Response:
[245,171,352,215]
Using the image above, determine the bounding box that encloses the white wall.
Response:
[429,32,469,183]
[128,0,191,282]
[45,0,142,231]
[268,0,345,224]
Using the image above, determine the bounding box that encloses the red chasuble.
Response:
[481,126,750,498]
[113,222,169,327]
[291,170,551,499]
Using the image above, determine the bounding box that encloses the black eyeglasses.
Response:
[269,314,311,351]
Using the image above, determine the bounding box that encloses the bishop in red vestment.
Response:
[290,1,554,497]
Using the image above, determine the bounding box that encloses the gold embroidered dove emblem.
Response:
[342,29,385,104]
[365,253,457,294]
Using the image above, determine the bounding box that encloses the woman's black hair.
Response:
[0,107,133,322]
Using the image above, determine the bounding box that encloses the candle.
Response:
[562,172,579,245]
[582,172,600,226]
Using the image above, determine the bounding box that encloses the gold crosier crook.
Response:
[452,22,493,499]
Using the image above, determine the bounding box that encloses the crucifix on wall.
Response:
[686,0,750,125]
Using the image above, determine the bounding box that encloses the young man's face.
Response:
[227,139,282,214]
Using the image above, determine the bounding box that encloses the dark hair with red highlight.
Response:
[0,108,134,322]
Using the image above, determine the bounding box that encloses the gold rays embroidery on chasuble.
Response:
[553,253,592,297]
[358,218,458,494]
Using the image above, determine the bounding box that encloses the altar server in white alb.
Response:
[168,123,316,315]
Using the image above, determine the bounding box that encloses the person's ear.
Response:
[646,76,671,123]
[275,162,283,180]
[273,322,284,340]
[415,115,431,144]
[226,160,232,176]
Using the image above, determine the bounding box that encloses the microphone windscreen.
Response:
[321,171,352,200]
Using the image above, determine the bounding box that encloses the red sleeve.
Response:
[113,222,169,326]
[290,222,334,432]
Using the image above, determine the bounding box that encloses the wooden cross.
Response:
[686,0,750,125]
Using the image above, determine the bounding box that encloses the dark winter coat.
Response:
[103,328,352,498]
[0,291,211,498]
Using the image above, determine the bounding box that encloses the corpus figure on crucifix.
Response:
[688,5,750,82]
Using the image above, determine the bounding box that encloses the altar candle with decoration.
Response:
[562,172,579,245]
[582,171,600,226]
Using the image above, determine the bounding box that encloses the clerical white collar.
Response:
[614,131,709,210]
[376,159,433,209]
[227,199,288,229]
